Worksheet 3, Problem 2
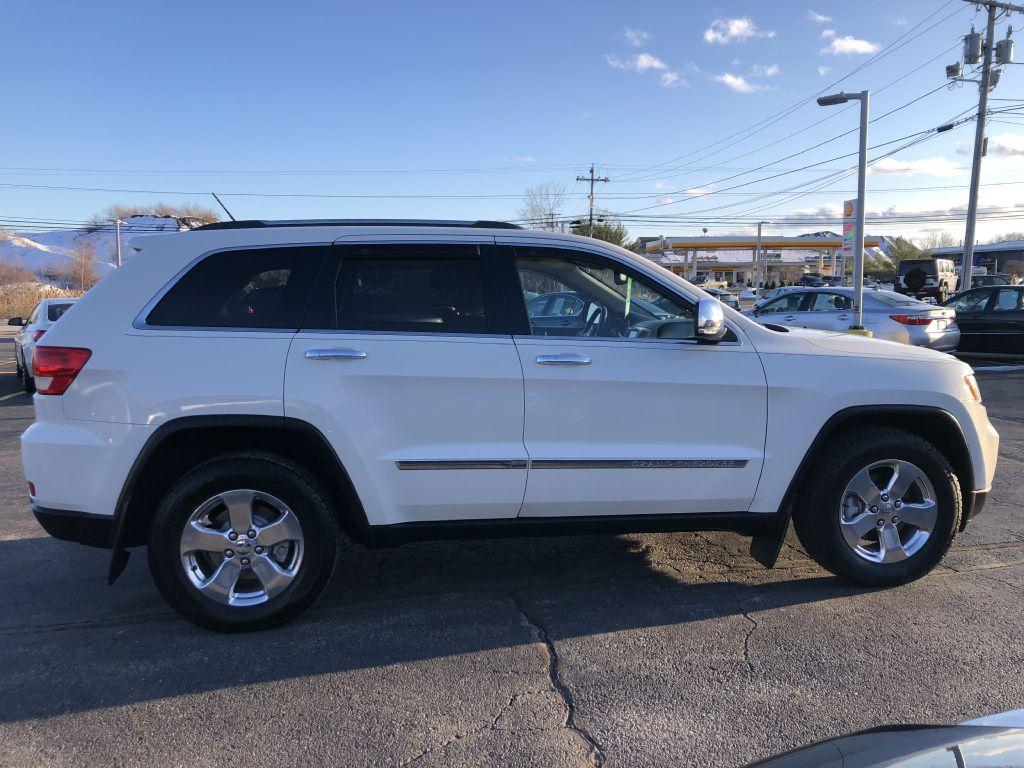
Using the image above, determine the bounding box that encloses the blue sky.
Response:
[2,0,1022,241]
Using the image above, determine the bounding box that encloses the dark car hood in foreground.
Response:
[747,724,1024,767]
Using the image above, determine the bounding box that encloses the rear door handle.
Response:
[782,315,796,321]
[536,353,591,366]
[305,348,367,360]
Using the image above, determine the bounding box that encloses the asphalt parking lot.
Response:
[1,327,1023,768]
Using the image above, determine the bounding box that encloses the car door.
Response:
[944,288,993,352]
[15,303,40,367]
[500,242,767,517]
[798,291,854,331]
[285,239,528,525]
[982,287,1024,354]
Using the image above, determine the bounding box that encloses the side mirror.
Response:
[695,297,727,343]
[7,317,23,326]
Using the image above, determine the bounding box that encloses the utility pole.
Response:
[114,218,123,268]
[962,2,1019,289]
[755,221,768,290]
[576,164,609,237]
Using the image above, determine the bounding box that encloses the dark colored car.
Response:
[969,273,1010,288]
[748,719,1024,767]
[942,285,1024,354]
[797,274,826,287]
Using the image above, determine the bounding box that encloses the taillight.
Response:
[32,347,91,395]
[31,330,46,342]
[889,314,933,326]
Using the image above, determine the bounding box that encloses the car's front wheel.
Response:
[148,452,338,631]
[793,427,961,586]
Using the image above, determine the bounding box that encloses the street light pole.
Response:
[755,221,766,291]
[817,90,870,330]
[853,91,869,329]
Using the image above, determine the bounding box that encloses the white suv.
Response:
[21,220,999,631]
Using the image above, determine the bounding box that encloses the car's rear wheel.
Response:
[148,452,337,631]
[18,354,35,393]
[793,427,961,586]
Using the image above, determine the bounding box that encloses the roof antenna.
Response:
[211,192,236,221]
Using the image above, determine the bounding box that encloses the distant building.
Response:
[637,232,888,286]
[930,239,1024,274]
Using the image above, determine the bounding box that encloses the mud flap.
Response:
[748,501,793,568]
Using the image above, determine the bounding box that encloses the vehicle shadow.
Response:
[0,530,855,724]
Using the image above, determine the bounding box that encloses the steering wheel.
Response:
[582,305,607,337]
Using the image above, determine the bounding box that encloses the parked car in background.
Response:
[750,287,960,350]
[22,220,996,630]
[8,298,78,392]
[966,273,1010,290]
[942,285,1024,354]
[797,273,826,287]
[701,286,741,311]
[823,276,844,287]
[896,258,959,302]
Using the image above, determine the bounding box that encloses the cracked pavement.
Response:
[1,326,1023,768]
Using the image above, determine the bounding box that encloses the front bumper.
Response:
[31,503,114,548]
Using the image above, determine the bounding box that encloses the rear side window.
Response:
[47,303,74,322]
[146,247,325,329]
[304,244,500,334]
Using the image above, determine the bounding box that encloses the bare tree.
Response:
[917,231,960,254]
[0,257,34,285]
[86,202,220,230]
[63,239,100,291]
[516,183,568,231]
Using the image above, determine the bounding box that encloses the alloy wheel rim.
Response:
[179,489,304,607]
[838,459,937,564]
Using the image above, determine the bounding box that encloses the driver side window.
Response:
[514,249,695,339]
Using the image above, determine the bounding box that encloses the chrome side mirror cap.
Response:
[695,297,727,343]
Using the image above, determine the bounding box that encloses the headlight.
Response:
[963,374,982,403]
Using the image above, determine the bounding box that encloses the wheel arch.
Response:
[108,415,367,583]
[749,405,975,568]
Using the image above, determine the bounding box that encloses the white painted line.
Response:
[0,391,26,402]
[975,365,1024,372]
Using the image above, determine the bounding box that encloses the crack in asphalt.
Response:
[510,594,606,767]
[740,610,759,677]
[398,692,520,766]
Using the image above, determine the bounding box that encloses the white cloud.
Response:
[821,35,881,55]
[704,17,775,45]
[894,17,908,26]
[806,9,832,23]
[713,73,770,93]
[818,65,831,75]
[751,63,780,77]
[820,28,836,38]
[869,156,963,177]
[653,181,668,190]
[684,186,713,196]
[623,27,651,47]
[660,70,685,87]
[511,155,536,164]
[990,133,1024,156]
[605,52,668,72]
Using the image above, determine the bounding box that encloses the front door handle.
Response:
[782,315,796,321]
[837,314,850,320]
[536,353,592,366]
[305,348,367,361]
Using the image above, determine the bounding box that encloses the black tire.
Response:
[937,285,948,303]
[148,452,338,632]
[19,356,35,393]
[904,267,927,292]
[792,426,961,587]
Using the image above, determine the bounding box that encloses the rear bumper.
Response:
[31,503,114,548]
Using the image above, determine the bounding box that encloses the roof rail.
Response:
[191,219,522,231]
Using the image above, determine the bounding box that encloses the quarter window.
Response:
[146,247,325,329]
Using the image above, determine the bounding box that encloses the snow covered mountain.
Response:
[0,215,188,275]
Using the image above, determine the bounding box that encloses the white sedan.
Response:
[8,298,78,392]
